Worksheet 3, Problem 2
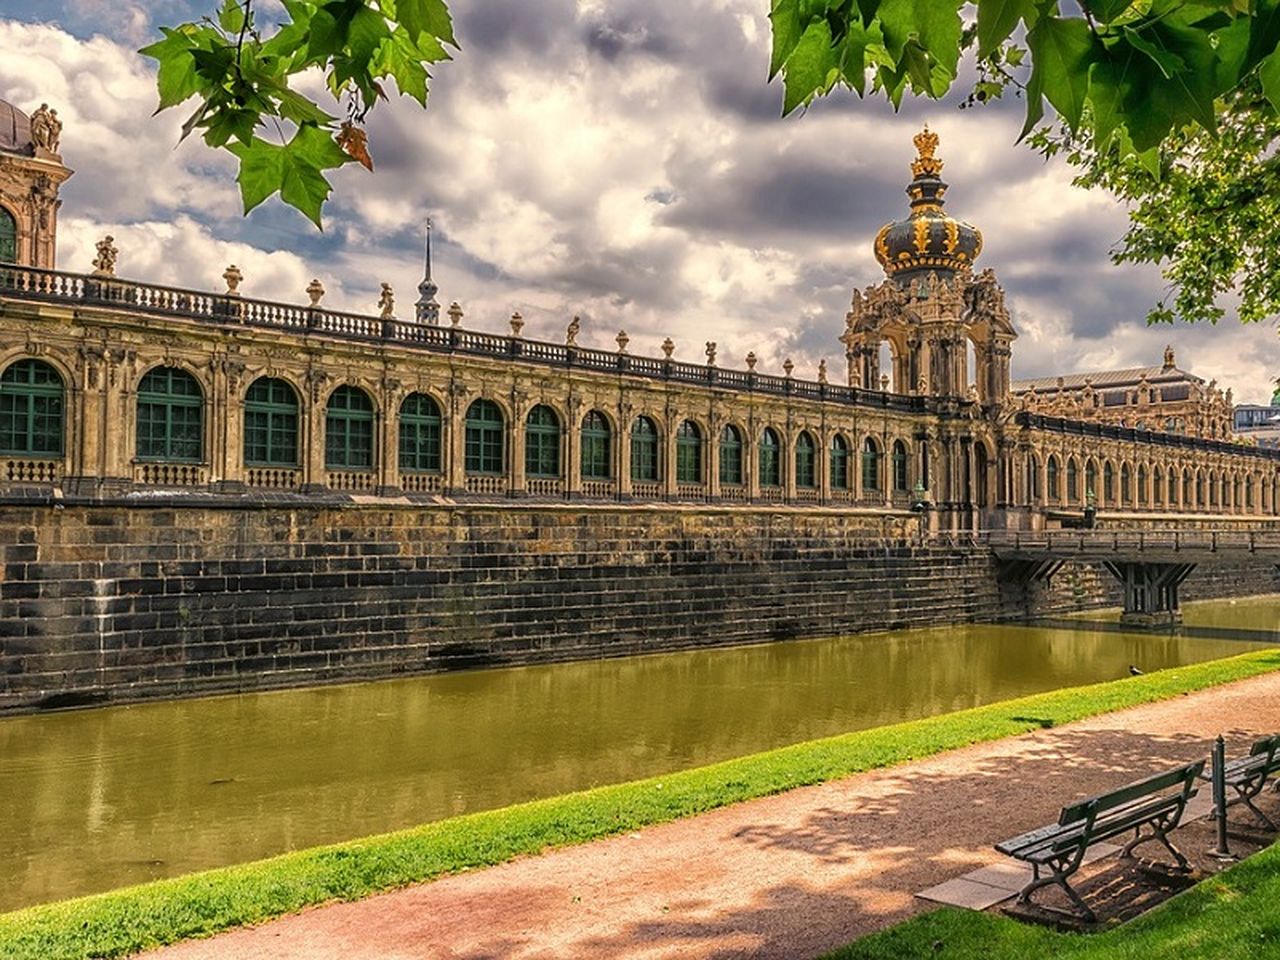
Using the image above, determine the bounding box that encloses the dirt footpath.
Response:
[148,671,1280,960]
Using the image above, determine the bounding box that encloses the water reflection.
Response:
[0,603,1268,912]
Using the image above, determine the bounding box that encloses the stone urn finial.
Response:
[510,311,524,337]
[783,357,794,378]
[661,337,675,359]
[881,374,891,391]
[705,341,717,367]
[222,263,243,295]
[92,235,118,277]
[818,359,828,384]
[377,282,395,319]
[448,300,464,328]
[745,351,757,371]
[616,329,629,353]
[306,278,325,306]
[566,315,581,347]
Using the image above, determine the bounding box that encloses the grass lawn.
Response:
[824,840,1280,959]
[3,648,1279,960]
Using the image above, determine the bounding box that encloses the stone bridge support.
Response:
[1102,561,1196,627]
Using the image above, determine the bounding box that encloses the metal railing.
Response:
[1016,411,1280,463]
[977,528,1280,554]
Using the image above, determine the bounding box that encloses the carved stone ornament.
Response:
[448,301,463,328]
[306,278,325,306]
[783,357,795,378]
[661,337,674,359]
[92,236,118,277]
[378,282,395,319]
[30,103,62,154]
[818,359,828,384]
[222,264,243,295]
[616,329,629,353]
[705,341,717,366]
[566,315,580,347]
[745,351,757,371]
[510,311,524,337]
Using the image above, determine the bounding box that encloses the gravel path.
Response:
[148,671,1280,960]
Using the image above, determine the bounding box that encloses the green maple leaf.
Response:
[1027,15,1097,128]
[397,0,456,47]
[139,26,203,109]
[229,125,353,228]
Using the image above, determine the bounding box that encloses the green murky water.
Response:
[1,596,1275,913]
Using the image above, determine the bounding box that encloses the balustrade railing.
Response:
[246,466,301,489]
[326,470,375,492]
[399,471,444,494]
[134,461,207,486]
[1,457,62,484]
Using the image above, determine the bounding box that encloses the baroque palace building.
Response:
[1,99,1278,532]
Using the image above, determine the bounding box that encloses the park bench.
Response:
[994,759,1204,921]
[1208,733,1280,830]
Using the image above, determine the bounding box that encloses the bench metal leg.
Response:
[1119,819,1190,870]
[1016,859,1096,923]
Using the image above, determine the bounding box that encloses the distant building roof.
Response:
[0,98,32,156]
[1012,363,1202,394]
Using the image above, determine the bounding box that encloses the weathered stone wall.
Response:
[1,501,1274,713]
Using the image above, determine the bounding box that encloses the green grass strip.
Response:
[823,840,1280,959]
[4,649,1280,960]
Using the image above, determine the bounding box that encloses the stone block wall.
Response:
[0,501,1274,713]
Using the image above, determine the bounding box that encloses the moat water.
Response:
[2,595,1276,913]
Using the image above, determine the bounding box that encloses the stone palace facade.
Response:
[2,103,1278,533]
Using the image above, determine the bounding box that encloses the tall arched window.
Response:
[759,427,781,487]
[524,404,560,478]
[466,399,506,475]
[0,359,63,456]
[861,437,880,492]
[1196,470,1206,508]
[676,420,702,483]
[1102,461,1114,504]
[1085,460,1098,504]
[795,431,816,489]
[1027,453,1040,501]
[1137,465,1148,506]
[830,434,850,490]
[1153,467,1164,506]
[399,393,442,473]
[891,439,909,492]
[1047,455,1060,501]
[244,377,298,466]
[1066,457,1079,502]
[1182,468,1193,506]
[630,416,659,482]
[138,367,204,462]
[325,385,374,469]
[1121,463,1132,505]
[719,424,743,485]
[580,410,611,480]
[0,206,16,264]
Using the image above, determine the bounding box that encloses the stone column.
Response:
[447,382,467,494]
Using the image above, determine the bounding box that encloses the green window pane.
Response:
[399,393,442,473]
[675,420,701,484]
[630,417,659,482]
[466,399,505,475]
[524,404,560,478]
[0,207,15,264]
[718,425,742,485]
[0,359,65,457]
[325,385,374,469]
[830,436,849,490]
[796,433,816,489]
[244,377,298,467]
[891,441,908,492]
[581,411,611,480]
[137,367,204,462]
[861,438,880,492]
[759,428,780,487]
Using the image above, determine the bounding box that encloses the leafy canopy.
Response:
[141,0,455,227]
[769,1,1280,325]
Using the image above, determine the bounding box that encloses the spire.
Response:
[415,217,440,324]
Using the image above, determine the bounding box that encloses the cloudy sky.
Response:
[1,0,1276,402]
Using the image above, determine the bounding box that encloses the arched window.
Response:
[1027,453,1040,501]
[919,440,930,490]
[1047,455,1060,501]
[795,431,816,489]
[399,393,442,473]
[1153,467,1164,506]
[466,398,506,475]
[719,424,743,485]
[0,206,16,264]
[1209,471,1219,508]
[1196,470,1206,508]
[676,419,702,483]
[1137,465,1148,506]
[138,367,204,462]
[524,404,560,478]
[1066,457,1079,502]
[244,377,298,466]
[0,359,63,456]
[759,427,781,487]
[1247,475,1256,509]
[1182,468,1193,506]
[830,434,850,490]
[861,437,880,492]
[581,410,611,480]
[1086,460,1098,504]
[325,385,374,469]
[1121,463,1132,505]
[630,416,659,482]
[891,439,909,492]
[1103,461,1114,504]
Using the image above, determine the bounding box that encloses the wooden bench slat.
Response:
[1058,760,1203,826]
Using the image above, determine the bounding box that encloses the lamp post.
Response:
[911,480,931,545]
[1084,487,1097,529]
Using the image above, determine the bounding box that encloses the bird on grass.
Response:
[1129,665,1144,676]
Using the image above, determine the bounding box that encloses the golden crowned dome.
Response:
[873,127,983,284]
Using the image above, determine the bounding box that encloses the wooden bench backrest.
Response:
[1249,733,1280,765]
[1058,760,1205,827]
